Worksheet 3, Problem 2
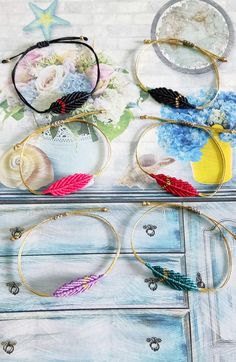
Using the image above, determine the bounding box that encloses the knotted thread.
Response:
[36,41,50,48]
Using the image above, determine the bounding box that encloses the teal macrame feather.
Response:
[145,263,198,291]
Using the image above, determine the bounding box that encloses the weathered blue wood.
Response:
[0,310,191,362]
[0,203,183,255]
[0,254,187,312]
[183,202,236,362]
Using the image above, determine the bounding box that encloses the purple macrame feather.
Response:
[53,274,104,297]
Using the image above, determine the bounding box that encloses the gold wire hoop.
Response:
[135,38,227,110]
[13,110,112,195]
[140,115,236,135]
[135,121,226,198]
[17,208,121,297]
[131,202,232,292]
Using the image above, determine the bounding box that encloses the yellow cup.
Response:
[191,125,232,185]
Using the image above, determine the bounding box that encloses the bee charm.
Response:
[9,227,24,240]
[143,224,157,237]
[196,272,206,289]
[144,278,159,291]
[6,282,21,295]
[146,337,162,352]
[1,341,16,355]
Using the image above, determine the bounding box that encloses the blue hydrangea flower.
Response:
[19,80,38,104]
[157,90,236,161]
[60,73,93,94]
[158,124,208,161]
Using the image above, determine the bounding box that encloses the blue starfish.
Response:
[23,0,70,39]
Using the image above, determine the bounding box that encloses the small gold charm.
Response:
[53,212,69,220]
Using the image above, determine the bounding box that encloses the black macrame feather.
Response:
[148,87,195,109]
[49,91,90,114]
[145,263,198,291]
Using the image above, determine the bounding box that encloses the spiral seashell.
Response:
[0,145,54,190]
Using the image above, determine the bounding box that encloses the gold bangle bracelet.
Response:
[135,120,226,198]
[15,208,121,298]
[135,38,227,110]
[131,202,232,292]
[140,114,236,135]
[9,110,111,196]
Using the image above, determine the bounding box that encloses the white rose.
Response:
[93,89,127,125]
[35,65,67,93]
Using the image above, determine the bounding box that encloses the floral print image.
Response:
[0,44,139,141]
[158,91,236,184]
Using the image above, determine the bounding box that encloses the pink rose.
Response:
[25,51,42,63]
[19,51,43,69]
[15,51,43,83]
[86,64,114,96]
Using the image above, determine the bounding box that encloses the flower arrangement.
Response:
[0,45,140,141]
[157,90,236,161]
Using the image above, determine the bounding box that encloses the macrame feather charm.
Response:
[42,173,94,196]
[53,274,104,297]
[145,263,198,291]
[148,87,195,109]
[150,173,199,197]
[49,91,90,114]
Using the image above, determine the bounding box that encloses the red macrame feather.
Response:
[150,173,199,197]
[42,173,94,196]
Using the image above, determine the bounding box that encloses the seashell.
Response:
[0,144,54,190]
[117,154,175,189]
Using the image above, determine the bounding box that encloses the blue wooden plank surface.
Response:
[183,202,236,362]
[0,254,187,312]
[0,310,191,362]
[0,203,184,255]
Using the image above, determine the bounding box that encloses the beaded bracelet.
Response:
[1,36,100,114]
[131,202,233,292]
[136,116,228,198]
[6,110,111,196]
[14,208,121,297]
[135,38,227,109]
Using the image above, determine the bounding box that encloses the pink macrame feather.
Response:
[42,173,94,196]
